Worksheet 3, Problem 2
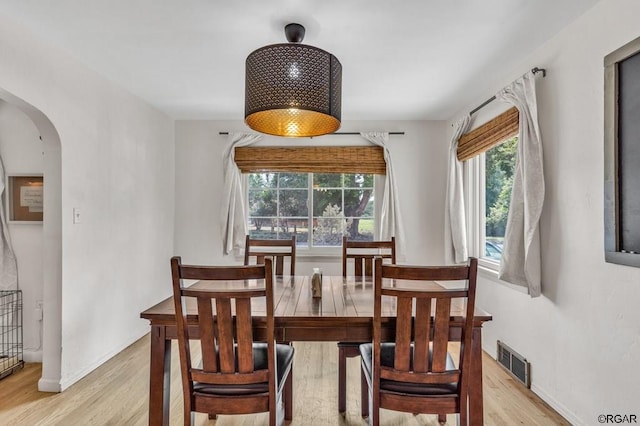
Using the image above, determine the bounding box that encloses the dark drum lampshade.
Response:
[245,23,342,137]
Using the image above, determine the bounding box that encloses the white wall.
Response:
[174,120,447,274]
[449,0,640,423]
[0,99,44,361]
[0,12,175,389]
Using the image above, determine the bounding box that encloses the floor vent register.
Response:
[497,340,530,388]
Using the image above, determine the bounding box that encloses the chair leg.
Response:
[459,404,467,426]
[208,413,217,420]
[360,367,368,418]
[338,346,347,414]
[269,403,277,426]
[438,413,446,425]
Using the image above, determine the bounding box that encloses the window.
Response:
[484,136,517,262]
[248,172,375,249]
[459,107,519,268]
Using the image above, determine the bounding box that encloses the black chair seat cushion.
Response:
[359,342,457,395]
[194,343,294,396]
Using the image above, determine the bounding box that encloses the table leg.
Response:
[149,325,171,426]
[338,346,347,414]
[468,327,484,426]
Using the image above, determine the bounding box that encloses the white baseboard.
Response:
[530,384,582,425]
[23,349,43,363]
[59,329,148,390]
[482,345,580,424]
[38,377,61,393]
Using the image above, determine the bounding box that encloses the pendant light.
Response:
[245,23,342,137]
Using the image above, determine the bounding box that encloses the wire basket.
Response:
[0,290,24,380]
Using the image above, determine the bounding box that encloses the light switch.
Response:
[73,208,81,224]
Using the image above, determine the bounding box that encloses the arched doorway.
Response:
[0,87,62,392]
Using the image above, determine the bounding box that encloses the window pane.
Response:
[248,218,277,238]
[248,189,277,216]
[313,189,342,216]
[314,173,342,188]
[485,136,517,260]
[279,189,308,217]
[349,218,374,241]
[313,216,345,246]
[343,189,373,217]
[248,173,277,189]
[342,173,373,188]
[343,188,374,242]
[363,197,374,216]
[279,173,307,188]
[277,219,308,243]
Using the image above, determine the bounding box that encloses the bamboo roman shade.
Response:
[234,146,386,174]
[457,106,519,161]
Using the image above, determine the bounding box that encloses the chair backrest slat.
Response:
[432,297,452,373]
[235,297,254,373]
[197,297,218,373]
[245,235,296,276]
[394,296,413,371]
[413,298,431,373]
[354,258,363,276]
[215,298,236,373]
[343,236,396,278]
[364,257,373,276]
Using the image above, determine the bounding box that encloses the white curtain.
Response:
[496,71,545,297]
[0,156,18,290]
[444,115,472,264]
[221,132,262,255]
[360,132,406,259]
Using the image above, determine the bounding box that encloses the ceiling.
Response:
[0,1,599,121]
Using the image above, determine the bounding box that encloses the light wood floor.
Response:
[0,335,569,425]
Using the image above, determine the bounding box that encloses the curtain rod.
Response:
[218,131,404,136]
[469,67,546,116]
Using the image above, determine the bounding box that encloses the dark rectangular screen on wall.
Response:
[618,51,640,253]
[604,36,640,268]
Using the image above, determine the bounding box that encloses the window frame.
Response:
[245,171,380,256]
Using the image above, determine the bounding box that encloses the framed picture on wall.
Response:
[6,175,43,222]
[604,35,640,268]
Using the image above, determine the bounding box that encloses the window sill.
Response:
[478,257,500,275]
[477,259,528,294]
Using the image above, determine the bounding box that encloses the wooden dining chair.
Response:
[171,256,294,426]
[244,235,296,276]
[360,257,478,426]
[338,236,396,416]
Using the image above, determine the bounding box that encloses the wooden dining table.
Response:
[140,274,492,425]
